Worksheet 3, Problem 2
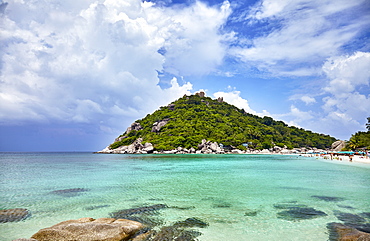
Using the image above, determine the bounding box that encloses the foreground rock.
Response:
[0,208,30,223]
[327,222,370,241]
[30,217,143,241]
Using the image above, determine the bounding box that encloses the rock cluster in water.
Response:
[0,208,31,223]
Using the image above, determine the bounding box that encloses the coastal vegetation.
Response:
[344,117,370,150]
[109,94,336,151]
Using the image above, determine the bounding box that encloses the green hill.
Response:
[108,93,336,151]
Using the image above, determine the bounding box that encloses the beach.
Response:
[303,153,370,164]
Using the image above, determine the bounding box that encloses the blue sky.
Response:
[0,0,369,151]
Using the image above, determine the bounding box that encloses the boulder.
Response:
[125,122,143,135]
[332,140,346,151]
[327,222,370,241]
[0,208,31,223]
[151,119,169,132]
[31,217,143,241]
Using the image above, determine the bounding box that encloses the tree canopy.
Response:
[110,94,336,151]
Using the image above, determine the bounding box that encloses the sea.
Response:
[0,152,369,241]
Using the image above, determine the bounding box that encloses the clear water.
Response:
[0,153,369,241]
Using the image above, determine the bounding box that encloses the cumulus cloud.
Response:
[213,90,256,114]
[321,52,370,131]
[0,0,229,131]
[280,52,370,139]
[231,0,370,76]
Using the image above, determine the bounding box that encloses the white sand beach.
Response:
[310,154,370,164]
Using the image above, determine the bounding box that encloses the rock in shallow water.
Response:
[311,195,345,202]
[50,188,89,197]
[110,204,168,218]
[31,217,143,241]
[173,217,209,228]
[327,222,370,241]
[0,208,31,223]
[277,207,327,221]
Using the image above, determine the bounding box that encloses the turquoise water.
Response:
[1,153,369,240]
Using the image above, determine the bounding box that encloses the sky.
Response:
[0,0,369,151]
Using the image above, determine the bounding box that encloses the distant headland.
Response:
[98,92,338,154]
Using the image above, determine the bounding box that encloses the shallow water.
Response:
[1,153,369,240]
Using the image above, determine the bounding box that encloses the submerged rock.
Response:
[50,188,89,197]
[277,207,327,221]
[334,211,366,225]
[173,217,209,228]
[31,217,143,241]
[0,208,31,223]
[150,226,202,241]
[334,211,370,233]
[327,222,370,241]
[84,205,110,211]
[311,195,345,202]
[110,204,168,218]
[244,210,258,217]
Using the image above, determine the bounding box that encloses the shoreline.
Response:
[302,153,370,165]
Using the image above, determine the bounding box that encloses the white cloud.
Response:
[321,52,370,121]
[279,52,370,139]
[0,0,229,131]
[232,0,369,76]
[300,96,316,105]
[161,1,233,76]
[213,90,257,115]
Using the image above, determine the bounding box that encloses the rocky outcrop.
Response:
[151,119,169,132]
[30,217,143,241]
[197,139,224,154]
[332,140,346,151]
[0,208,30,223]
[114,122,143,143]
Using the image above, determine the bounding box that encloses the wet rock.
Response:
[244,210,258,217]
[360,212,370,219]
[311,195,345,202]
[31,217,143,241]
[334,211,370,233]
[337,205,355,210]
[123,215,164,228]
[277,207,327,221]
[110,204,168,218]
[327,222,370,241]
[212,202,232,208]
[151,226,201,241]
[334,211,367,225]
[170,206,196,210]
[84,205,110,210]
[173,218,209,228]
[0,208,31,223]
[273,203,308,209]
[50,188,89,197]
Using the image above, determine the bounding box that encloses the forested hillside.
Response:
[109,94,336,151]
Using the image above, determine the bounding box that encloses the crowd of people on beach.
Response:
[305,151,370,164]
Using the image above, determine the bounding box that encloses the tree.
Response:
[366,117,370,131]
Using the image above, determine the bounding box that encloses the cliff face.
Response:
[100,94,337,153]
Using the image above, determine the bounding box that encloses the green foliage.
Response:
[109,94,337,150]
[345,131,370,150]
